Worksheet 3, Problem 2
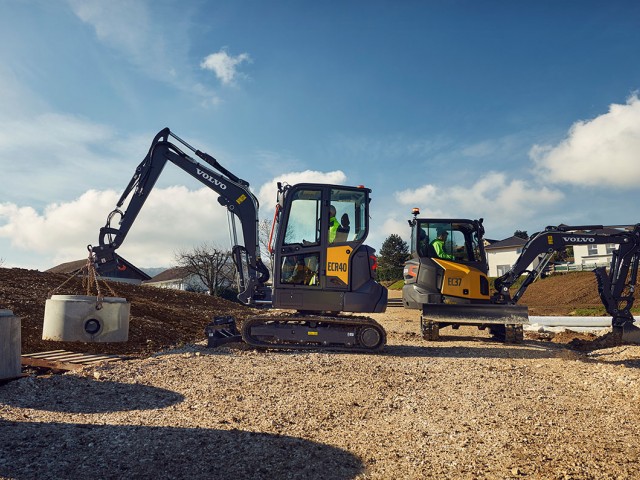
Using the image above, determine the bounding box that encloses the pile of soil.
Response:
[0,267,257,357]
[519,271,637,315]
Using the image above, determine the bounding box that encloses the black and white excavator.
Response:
[90,128,387,352]
[403,208,640,343]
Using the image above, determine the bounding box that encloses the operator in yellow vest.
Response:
[430,227,455,260]
[328,205,340,243]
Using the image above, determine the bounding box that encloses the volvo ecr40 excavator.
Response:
[90,128,387,352]
[403,208,640,343]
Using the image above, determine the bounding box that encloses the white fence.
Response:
[549,262,609,273]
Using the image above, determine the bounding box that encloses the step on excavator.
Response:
[90,128,387,352]
[403,208,640,343]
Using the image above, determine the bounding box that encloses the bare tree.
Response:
[175,243,236,296]
[258,218,274,280]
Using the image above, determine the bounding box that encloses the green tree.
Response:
[514,230,529,239]
[377,234,409,281]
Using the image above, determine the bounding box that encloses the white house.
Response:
[484,236,538,277]
[143,267,208,292]
[571,227,621,269]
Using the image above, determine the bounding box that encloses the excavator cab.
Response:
[403,209,528,343]
[270,183,387,313]
[404,215,491,308]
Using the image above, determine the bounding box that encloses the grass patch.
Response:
[570,307,607,316]
[385,280,404,290]
[570,306,640,316]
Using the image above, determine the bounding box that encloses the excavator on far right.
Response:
[403,208,640,343]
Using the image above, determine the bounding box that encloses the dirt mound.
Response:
[0,268,257,357]
[519,271,640,315]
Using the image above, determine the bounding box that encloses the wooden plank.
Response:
[21,350,124,372]
[387,298,404,308]
[22,350,67,358]
[68,356,121,364]
[35,352,87,361]
[22,357,85,371]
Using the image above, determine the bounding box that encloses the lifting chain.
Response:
[48,248,117,310]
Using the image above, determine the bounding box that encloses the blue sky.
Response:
[1,0,640,270]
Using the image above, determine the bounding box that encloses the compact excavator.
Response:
[403,208,640,343]
[90,127,387,352]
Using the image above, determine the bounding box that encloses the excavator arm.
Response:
[90,127,270,305]
[493,224,640,329]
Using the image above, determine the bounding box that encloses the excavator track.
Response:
[241,313,386,353]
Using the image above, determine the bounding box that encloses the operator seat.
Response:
[334,213,350,243]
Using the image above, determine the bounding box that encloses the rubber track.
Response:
[241,314,387,353]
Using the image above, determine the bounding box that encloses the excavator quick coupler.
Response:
[205,316,242,347]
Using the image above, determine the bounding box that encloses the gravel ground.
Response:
[2,302,640,480]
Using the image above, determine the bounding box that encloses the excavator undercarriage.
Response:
[207,313,386,352]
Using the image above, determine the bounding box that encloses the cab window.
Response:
[416,221,479,262]
[283,189,321,245]
[329,188,367,243]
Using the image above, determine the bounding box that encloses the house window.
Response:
[496,265,511,276]
[587,244,598,256]
[606,244,616,255]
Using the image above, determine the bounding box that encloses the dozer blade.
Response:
[421,303,529,325]
[619,323,640,343]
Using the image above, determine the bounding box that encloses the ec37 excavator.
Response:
[90,128,387,352]
[403,208,640,343]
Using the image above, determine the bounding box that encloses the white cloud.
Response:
[255,170,348,215]
[0,171,351,269]
[0,113,113,154]
[0,186,233,269]
[393,172,563,233]
[67,0,161,72]
[200,48,252,86]
[531,94,640,187]
[0,114,162,207]
[67,0,219,103]
[393,184,442,215]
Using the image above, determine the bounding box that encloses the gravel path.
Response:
[2,306,640,480]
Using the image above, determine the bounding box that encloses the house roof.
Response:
[485,236,527,250]
[47,257,151,281]
[144,266,189,283]
[574,227,624,235]
[46,259,88,274]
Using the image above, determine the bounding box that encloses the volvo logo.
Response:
[196,168,227,190]
[562,236,595,243]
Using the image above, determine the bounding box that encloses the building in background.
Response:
[143,267,208,292]
[47,258,151,284]
[485,236,536,277]
[571,227,621,270]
